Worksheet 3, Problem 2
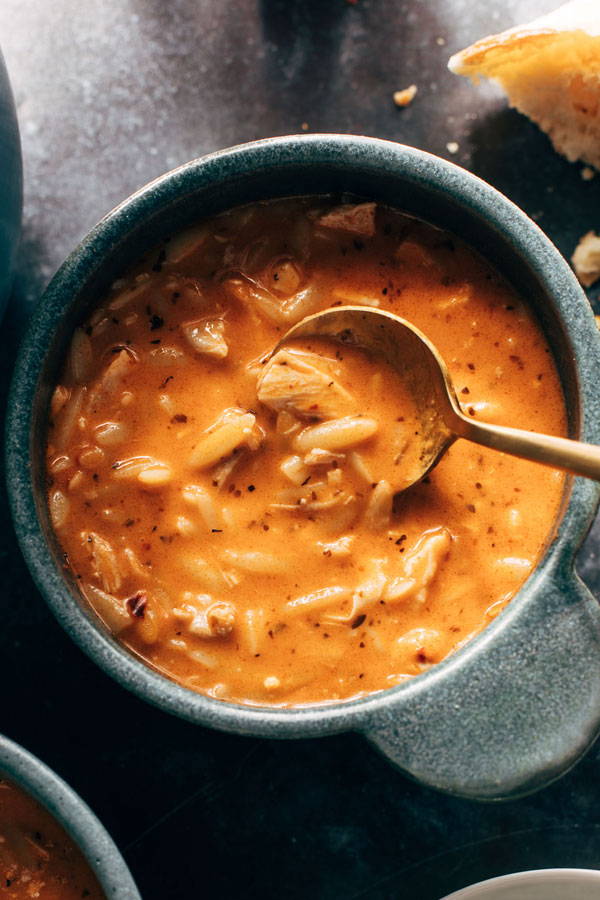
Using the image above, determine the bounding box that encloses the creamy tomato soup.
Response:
[0,779,103,899]
[46,198,566,706]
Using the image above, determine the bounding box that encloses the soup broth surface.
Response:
[46,198,566,706]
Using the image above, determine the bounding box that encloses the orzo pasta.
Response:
[46,198,566,706]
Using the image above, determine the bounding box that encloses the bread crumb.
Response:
[436,37,446,46]
[301,122,309,131]
[581,166,596,181]
[572,231,600,287]
[264,676,281,689]
[595,315,600,329]
[393,85,417,108]
[446,141,459,154]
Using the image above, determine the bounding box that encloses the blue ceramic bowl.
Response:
[0,734,140,899]
[7,135,600,800]
[0,48,22,311]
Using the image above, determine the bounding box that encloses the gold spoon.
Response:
[275,305,600,488]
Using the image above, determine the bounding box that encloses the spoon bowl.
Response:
[278,305,600,487]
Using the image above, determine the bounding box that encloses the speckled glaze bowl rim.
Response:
[443,867,600,898]
[6,134,600,743]
[0,733,141,899]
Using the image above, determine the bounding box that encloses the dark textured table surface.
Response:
[2,1,600,897]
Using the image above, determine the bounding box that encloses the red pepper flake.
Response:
[171,414,188,423]
[126,591,147,618]
[159,375,174,389]
[509,354,524,370]
[467,362,475,371]
[351,613,367,629]
[460,386,470,395]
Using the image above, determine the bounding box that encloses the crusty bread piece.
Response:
[449,1,600,170]
[572,230,600,286]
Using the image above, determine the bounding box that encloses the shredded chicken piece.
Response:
[317,203,377,237]
[303,448,346,466]
[272,481,352,513]
[572,231,600,286]
[325,559,388,623]
[174,593,236,638]
[87,349,136,411]
[402,528,452,604]
[224,276,320,326]
[364,480,393,530]
[182,317,228,359]
[83,531,122,594]
[51,385,70,417]
[257,348,354,420]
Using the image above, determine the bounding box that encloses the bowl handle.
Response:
[362,570,600,800]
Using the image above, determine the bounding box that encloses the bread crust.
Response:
[448,1,600,169]
[449,1,600,75]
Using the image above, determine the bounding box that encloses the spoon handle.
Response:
[454,415,600,481]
